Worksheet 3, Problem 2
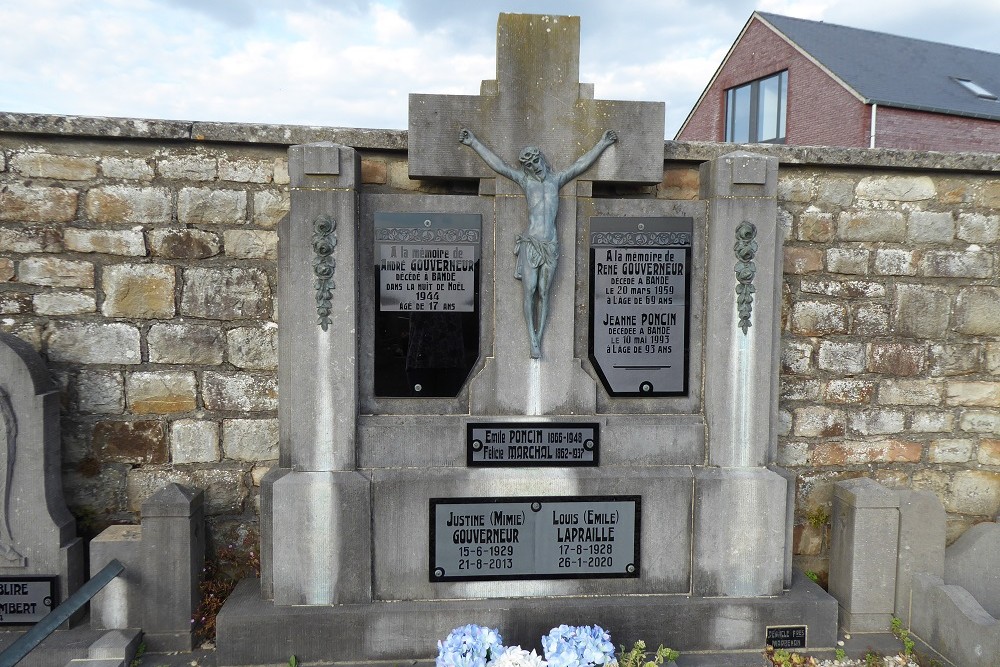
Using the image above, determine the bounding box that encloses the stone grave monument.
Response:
[217,13,836,665]
[0,332,84,625]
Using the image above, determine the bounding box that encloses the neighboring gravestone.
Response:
[0,332,84,623]
[217,13,836,666]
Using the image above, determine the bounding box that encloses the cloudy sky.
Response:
[3,1,1000,138]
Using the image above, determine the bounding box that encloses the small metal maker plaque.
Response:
[467,423,598,466]
[430,496,640,582]
[589,217,692,396]
[0,577,56,625]
[765,625,807,650]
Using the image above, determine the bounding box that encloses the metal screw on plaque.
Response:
[434,568,444,578]
[640,381,653,393]
[472,439,483,451]
[584,439,595,451]
[626,564,635,574]
[637,223,645,231]
[414,384,422,392]
[530,502,542,512]
[424,219,432,228]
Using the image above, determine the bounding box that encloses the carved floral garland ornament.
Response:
[733,221,758,334]
[312,215,338,331]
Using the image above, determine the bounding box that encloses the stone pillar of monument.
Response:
[693,151,790,596]
[266,142,372,605]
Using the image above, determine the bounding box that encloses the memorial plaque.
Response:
[589,217,692,396]
[765,626,807,650]
[430,496,640,581]
[374,212,481,397]
[0,577,55,625]
[467,422,598,467]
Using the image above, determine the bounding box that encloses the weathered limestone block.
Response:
[910,411,955,433]
[74,370,125,415]
[252,190,290,229]
[158,155,217,181]
[32,291,96,315]
[126,463,247,515]
[920,249,993,278]
[873,249,916,276]
[836,211,906,242]
[930,343,980,376]
[790,300,848,335]
[946,381,1000,407]
[928,439,974,463]
[0,183,78,222]
[222,419,279,461]
[852,304,889,336]
[101,263,175,318]
[181,267,272,319]
[47,322,141,364]
[856,175,935,201]
[0,225,63,252]
[867,342,927,376]
[907,210,954,243]
[226,325,278,370]
[147,228,221,259]
[92,420,167,464]
[954,287,1000,336]
[219,158,272,183]
[960,410,1000,433]
[18,256,94,287]
[957,212,1000,243]
[170,420,221,464]
[894,284,951,338]
[101,156,154,181]
[877,379,943,405]
[11,153,98,180]
[849,409,905,436]
[945,470,1000,515]
[85,185,171,225]
[202,372,277,412]
[792,405,846,438]
[125,371,197,414]
[147,323,225,365]
[826,247,870,274]
[817,341,865,374]
[223,229,278,259]
[177,187,246,225]
[978,439,1000,465]
[64,228,147,256]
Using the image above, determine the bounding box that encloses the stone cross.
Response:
[409,13,664,414]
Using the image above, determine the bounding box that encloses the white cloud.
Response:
[2,0,1000,137]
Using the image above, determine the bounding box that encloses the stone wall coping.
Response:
[4,111,1000,173]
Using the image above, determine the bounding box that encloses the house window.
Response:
[725,71,788,143]
[954,78,998,100]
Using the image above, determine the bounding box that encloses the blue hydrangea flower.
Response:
[541,625,615,667]
[437,624,505,667]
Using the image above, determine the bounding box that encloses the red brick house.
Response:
[677,12,1000,152]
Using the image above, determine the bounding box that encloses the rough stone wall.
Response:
[2,115,999,578]
[0,117,409,547]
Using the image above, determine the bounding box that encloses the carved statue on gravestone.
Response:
[0,388,24,564]
[459,128,617,358]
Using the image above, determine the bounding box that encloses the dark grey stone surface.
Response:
[828,478,900,633]
[911,572,1000,667]
[692,468,787,597]
[0,332,84,613]
[271,471,371,605]
[895,489,946,625]
[140,483,205,651]
[943,520,1000,617]
[217,572,835,665]
[89,525,142,630]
